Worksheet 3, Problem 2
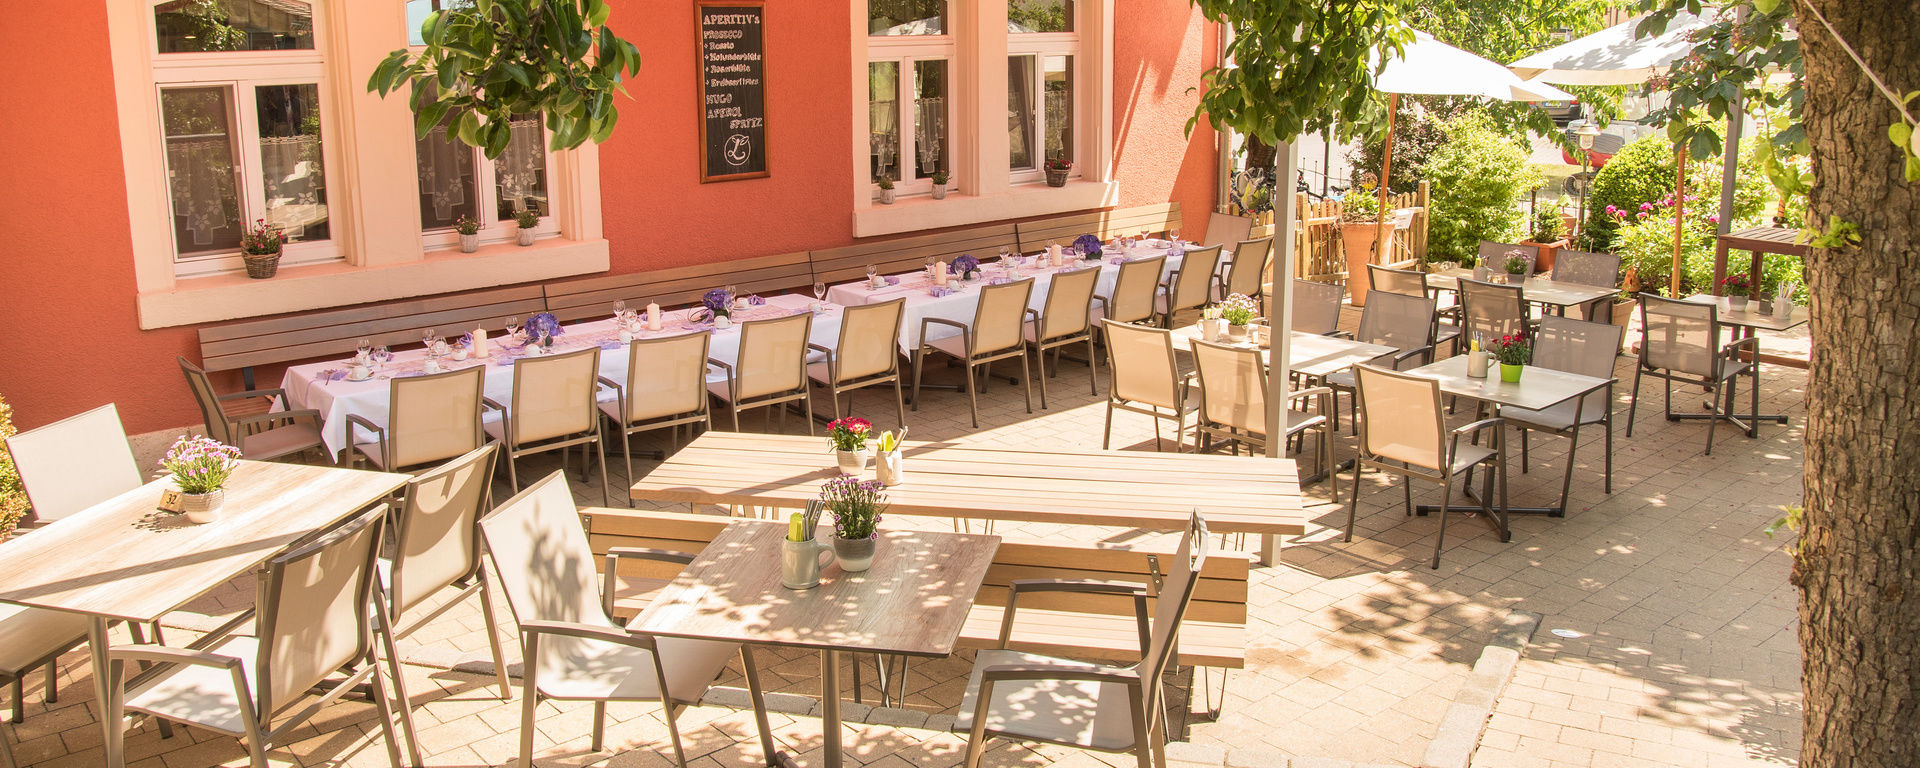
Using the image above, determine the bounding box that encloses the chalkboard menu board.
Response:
[696,2,769,182]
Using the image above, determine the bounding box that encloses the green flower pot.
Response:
[1499,363,1524,383]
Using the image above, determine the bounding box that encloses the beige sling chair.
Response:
[1026,266,1102,409]
[178,357,327,462]
[809,298,907,426]
[911,278,1036,428]
[484,345,610,505]
[708,312,816,434]
[1099,320,1195,452]
[601,332,712,492]
[1347,364,1507,569]
[349,365,485,473]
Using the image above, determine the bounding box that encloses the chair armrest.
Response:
[999,579,1150,657]
[1024,308,1041,326]
[918,317,969,350]
[219,387,289,407]
[806,343,834,356]
[1450,417,1506,437]
[978,662,1141,686]
[1285,386,1333,403]
[232,409,321,429]
[1390,345,1434,369]
[705,357,734,374]
[596,375,624,396]
[519,619,650,648]
[1324,330,1355,339]
[344,414,383,446]
[1092,295,1111,316]
[1721,336,1760,358]
[107,644,243,670]
[481,396,508,413]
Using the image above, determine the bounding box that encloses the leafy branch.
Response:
[1186,0,1413,145]
[367,0,641,158]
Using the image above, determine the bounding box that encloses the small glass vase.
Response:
[835,448,869,474]
[1728,294,1748,312]
[1499,363,1524,383]
[833,536,875,572]
[181,489,224,524]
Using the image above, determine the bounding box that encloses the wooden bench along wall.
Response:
[1014,202,1184,253]
[542,250,814,323]
[581,506,1250,671]
[194,285,548,388]
[808,224,1019,285]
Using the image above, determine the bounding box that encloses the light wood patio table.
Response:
[1168,325,1397,378]
[1402,356,1613,525]
[0,460,408,768]
[630,431,1305,563]
[630,520,999,768]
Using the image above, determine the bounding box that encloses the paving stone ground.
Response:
[3,304,1805,767]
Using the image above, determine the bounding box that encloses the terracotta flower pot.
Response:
[1522,238,1569,273]
[1339,222,1379,305]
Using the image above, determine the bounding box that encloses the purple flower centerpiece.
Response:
[948,253,982,280]
[524,312,564,349]
[702,288,733,318]
[1072,233,1103,259]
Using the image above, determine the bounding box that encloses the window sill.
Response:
[852,179,1119,238]
[136,237,610,329]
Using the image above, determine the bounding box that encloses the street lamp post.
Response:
[1574,122,1602,244]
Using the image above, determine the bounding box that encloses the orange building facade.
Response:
[0,0,1222,434]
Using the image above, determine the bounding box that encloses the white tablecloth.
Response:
[283,293,843,457]
[824,243,1186,351]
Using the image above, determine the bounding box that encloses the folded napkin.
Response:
[929,286,957,298]
[989,277,1012,286]
[1109,256,1126,265]
[459,332,475,347]
[747,295,767,306]
[886,275,901,285]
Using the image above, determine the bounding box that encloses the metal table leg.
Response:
[92,617,123,768]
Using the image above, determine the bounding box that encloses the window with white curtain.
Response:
[867,0,953,197]
[151,0,336,276]
[1008,0,1077,183]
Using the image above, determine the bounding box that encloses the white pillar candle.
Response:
[934,261,949,286]
[647,302,663,331]
[471,326,489,357]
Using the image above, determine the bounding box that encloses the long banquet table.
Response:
[630,430,1305,563]
[824,241,1188,351]
[283,293,842,457]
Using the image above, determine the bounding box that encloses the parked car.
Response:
[1543,99,1583,125]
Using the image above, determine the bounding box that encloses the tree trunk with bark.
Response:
[1796,2,1920,766]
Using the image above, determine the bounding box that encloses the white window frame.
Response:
[1005,34,1079,185]
[867,30,955,199]
[411,114,562,251]
[149,0,343,277]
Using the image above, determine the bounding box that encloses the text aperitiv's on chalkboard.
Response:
[696,2,768,182]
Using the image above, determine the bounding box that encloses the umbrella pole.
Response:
[1376,94,1398,266]
[1671,150,1686,297]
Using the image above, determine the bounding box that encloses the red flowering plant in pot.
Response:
[1043,157,1072,187]
[1488,334,1532,383]
[827,417,874,474]
[239,219,286,279]
[1719,273,1752,311]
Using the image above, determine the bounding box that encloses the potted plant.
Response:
[1488,334,1532,383]
[515,207,539,246]
[820,475,885,572]
[876,177,896,205]
[1720,273,1752,311]
[930,170,951,199]
[1502,253,1531,284]
[827,417,873,474]
[240,219,286,279]
[949,254,981,282]
[1522,207,1570,272]
[1044,158,1072,187]
[159,435,242,524]
[1338,187,1382,305]
[454,215,481,253]
[1219,293,1259,341]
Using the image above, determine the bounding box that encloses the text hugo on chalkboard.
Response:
[697,3,769,182]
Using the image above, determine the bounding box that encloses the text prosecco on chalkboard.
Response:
[696,2,769,182]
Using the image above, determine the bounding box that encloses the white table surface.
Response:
[1426,269,1617,308]
[824,242,1187,351]
[1169,326,1399,379]
[1402,356,1611,412]
[283,293,843,457]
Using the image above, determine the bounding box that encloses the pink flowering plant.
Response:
[240,219,285,256]
[159,436,242,494]
[1218,293,1259,326]
[826,417,873,452]
[819,475,886,540]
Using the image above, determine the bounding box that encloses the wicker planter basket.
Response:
[242,253,281,279]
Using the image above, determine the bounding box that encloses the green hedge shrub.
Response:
[1583,133,1772,253]
[1423,115,1543,263]
[0,396,27,540]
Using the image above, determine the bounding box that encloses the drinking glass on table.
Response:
[813,281,828,302]
[504,315,520,340]
[1168,228,1181,246]
[613,300,627,321]
[372,345,392,368]
[354,337,371,361]
[865,264,878,283]
[924,254,937,276]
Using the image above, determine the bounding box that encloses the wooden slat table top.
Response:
[628,520,999,657]
[1425,270,1617,307]
[1169,326,1396,378]
[1680,294,1809,332]
[1403,357,1611,412]
[631,432,1306,535]
[1716,226,1807,257]
[0,461,407,623]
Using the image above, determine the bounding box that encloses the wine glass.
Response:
[612,300,627,320]
[372,345,392,368]
[925,254,937,273]
[504,315,520,339]
[813,281,828,302]
[865,265,879,283]
[354,338,371,361]
[1168,228,1182,246]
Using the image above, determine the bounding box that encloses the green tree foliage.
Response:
[1348,102,1454,194]
[1407,0,1622,146]
[1422,115,1545,262]
[367,0,642,159]
[1582,132,1773,251]
[1188,0,1413,145]
[0,396,28,540]
[1637,1,1802,161]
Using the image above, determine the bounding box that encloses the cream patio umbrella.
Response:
[1368,33,1574,269]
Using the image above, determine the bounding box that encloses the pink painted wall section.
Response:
[1112,4,1221,241]
[0,2,204,434]
[597,0,853,272]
